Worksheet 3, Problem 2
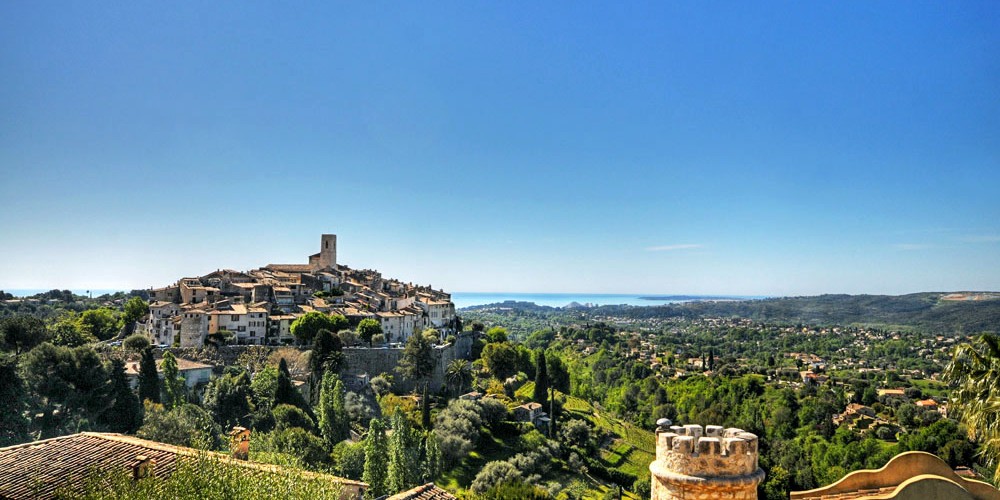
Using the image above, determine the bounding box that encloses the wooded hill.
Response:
[593,293,1000,334]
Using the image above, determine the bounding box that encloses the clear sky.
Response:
[1,2,997,296]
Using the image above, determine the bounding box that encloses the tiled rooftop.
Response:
[386,483,457,500]
[0,432,365,499]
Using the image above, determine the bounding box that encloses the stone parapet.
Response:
[651,424,764,500]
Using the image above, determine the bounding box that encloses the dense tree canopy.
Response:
[397,332,435,387]
[203,369,253,429]
[21,343,110,435]
[78,307,121,341]
[356,318,382,347]
[102,359,143,433]
[1,315,48,357]
[481,342,518,380]
[290,312,347,345]
[122,297,149,324]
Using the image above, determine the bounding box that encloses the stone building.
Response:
[142,233,456,348]
[649,423,765,500]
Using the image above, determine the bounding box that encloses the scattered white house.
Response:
[125,356,214,390]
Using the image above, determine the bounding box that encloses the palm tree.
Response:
[945,333,1000,481]
[445,359,471,398]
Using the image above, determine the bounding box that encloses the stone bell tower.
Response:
[318,234,337,269]
[650,422,765,499]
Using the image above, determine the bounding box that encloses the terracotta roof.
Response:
[211,304,248,315]
[387,483,457,500]
[0,432,366,499]
[265,264,314,273]
[124,357,212,376]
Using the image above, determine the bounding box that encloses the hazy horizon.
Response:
[2,2,997,296]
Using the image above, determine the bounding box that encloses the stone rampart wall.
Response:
[161,331,474,393]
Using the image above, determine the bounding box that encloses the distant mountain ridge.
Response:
[609,292,1000,334]
[464,292,1000,334]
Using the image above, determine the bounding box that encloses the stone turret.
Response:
[650,423,765,499]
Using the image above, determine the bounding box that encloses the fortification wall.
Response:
[650,424,765,500]
[162,331,474,392]
[341,342,458,392]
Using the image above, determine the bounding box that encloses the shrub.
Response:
[273,404,315,432]
[470,460,522,493]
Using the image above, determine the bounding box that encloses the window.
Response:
[231,315,239,321]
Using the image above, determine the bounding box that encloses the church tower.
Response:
[318,234,337,269]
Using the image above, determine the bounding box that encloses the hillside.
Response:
[470,293,1000,335]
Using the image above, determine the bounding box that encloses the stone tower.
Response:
[650,423,765,500]
[179,310,207,348]
[318,234,337,269]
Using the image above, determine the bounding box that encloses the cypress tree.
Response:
[161,351,185,409]
[309,329,343,404]
[533,350,548,408]
[275,357,316,423]
[362,418,389,499]
[137,347,160,404]
[421,431,442,482]
[102,359,143,433]
[387,409,420,493]
[318,370,348,448]
[421,383,431,429]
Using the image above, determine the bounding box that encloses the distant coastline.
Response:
[3,289,765,308]
[4,288,125,298]
[637,295,755,302]
[451,292,763,309]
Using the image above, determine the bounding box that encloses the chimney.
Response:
[230,426,250,460]
[131,455,155,480]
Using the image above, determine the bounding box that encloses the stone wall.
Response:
[341,338,464,393]
[650,424,765,500]
[162,331,474,393]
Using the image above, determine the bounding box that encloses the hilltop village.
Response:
[140,234,457,348]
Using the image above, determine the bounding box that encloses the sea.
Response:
[3,289,761,309]
[450,292,761,309]
[4,289,126,298]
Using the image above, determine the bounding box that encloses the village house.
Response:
[208,302,269,345]
[514,402,546,424]
[139,301,180,346]
[141,234,456,348]
[124,357,213,390]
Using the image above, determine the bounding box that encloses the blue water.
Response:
[4,288,758,309]
[4,289,125,297]
[450,292,760,309]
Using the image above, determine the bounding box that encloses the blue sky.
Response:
[1,2,997,295]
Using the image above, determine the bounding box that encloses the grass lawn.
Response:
[562,394,656,479]
[908,378,949,399]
